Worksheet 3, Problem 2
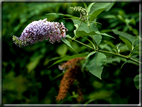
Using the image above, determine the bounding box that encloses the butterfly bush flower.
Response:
[13,18,68,47]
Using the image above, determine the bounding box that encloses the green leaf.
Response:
[104,40,118,53]
[86,52,106,80]
[82,51,96,72]
[105,3,115,11]
[112,29,135,43]
[89,22,102,46]
[89,3,113,15]
[56,44,68,57]
[91,34,102,46]
[133,36,140,46]
[26,55,43,73]
[46,13,80,20]
[48,53,88,68]
[83,2,88,10]
[83,37,96,49]
[106,57,121,64]
[89,8,105,22]
[103,15,116,19]
[52,72,64,81]
[61,38,78,53]
[120,60,128,69]
[72,19,95,38]
[87,3,94,13]
[119,36,132,50]
[100,32,115,39]
[132,44,140,55]
[133,73,142,90]
[84,99,95,106]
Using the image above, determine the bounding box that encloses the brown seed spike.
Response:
[56,57,85,102]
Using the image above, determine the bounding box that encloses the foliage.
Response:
[2,2,140,105]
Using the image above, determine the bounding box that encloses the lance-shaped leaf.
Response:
[119,36,132,50]
[46,13,80,20]
[89,3,113,14]
[61,38,78,53]
[133,73,142,90]
[112,29,135,43]
[89,8,105,22]
[89,3,114,22]
[48,53,88,68]
[86,52,106,80]
[89,22,102,46]
[104,40,118,53]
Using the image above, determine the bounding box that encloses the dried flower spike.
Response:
[56,57,85,102]
[13,18,68,47]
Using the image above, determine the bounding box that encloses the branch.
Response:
[67,37,141,65]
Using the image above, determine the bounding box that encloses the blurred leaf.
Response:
[133,73,142,90]
[83,37,96,49]
[69,42,80,52]
[90,22,102,46]
[100,32,115,39]
[112,29,135,43]
[91,34,102,46]
[120,60,128,69]
[52,13,80,20]
[61,38,78,53]
[72,19,95,38]
[117,14,125,22]
[84,99,95,106]
[89,3,113,15]
[94,31,115,39]
[88,90,113,100]
[131,44,140,55]
[119,44,129,53]
[26,55,43,73]
[66,22,74,31]
[83,2,88,10]
[86,52,106,80]
[56,44,68,56]
[45,13,59,20]
[3,71,28,99]
[104,40,118,53]
[119,36,132,50]
[106,57,121,64]
[48,53,88,68]
[99,43,112,52]
[103,15,116,19]
[87,3,94,13]
[52,72,64,81]
[133,37,140,46]
[89,8,105,22]
[82,51,96,71]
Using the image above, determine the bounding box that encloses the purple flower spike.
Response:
[13,18,68,47]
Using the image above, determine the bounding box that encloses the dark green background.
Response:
[2,2,139,104]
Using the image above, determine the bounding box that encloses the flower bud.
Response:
[13,18,68,47]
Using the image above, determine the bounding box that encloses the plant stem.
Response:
[98,50,140,64]
[68,37,141,65]
[71,38,94,49]
[73,21,82,39]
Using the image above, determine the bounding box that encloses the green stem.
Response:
[68,37,141,65]
[71,38,94,49]
[88,25,98,50]
[73,21,82,39]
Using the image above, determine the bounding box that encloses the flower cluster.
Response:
[13,18,68,47]
[56,57,85,102]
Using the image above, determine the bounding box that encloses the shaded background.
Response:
[2,2,140,104]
